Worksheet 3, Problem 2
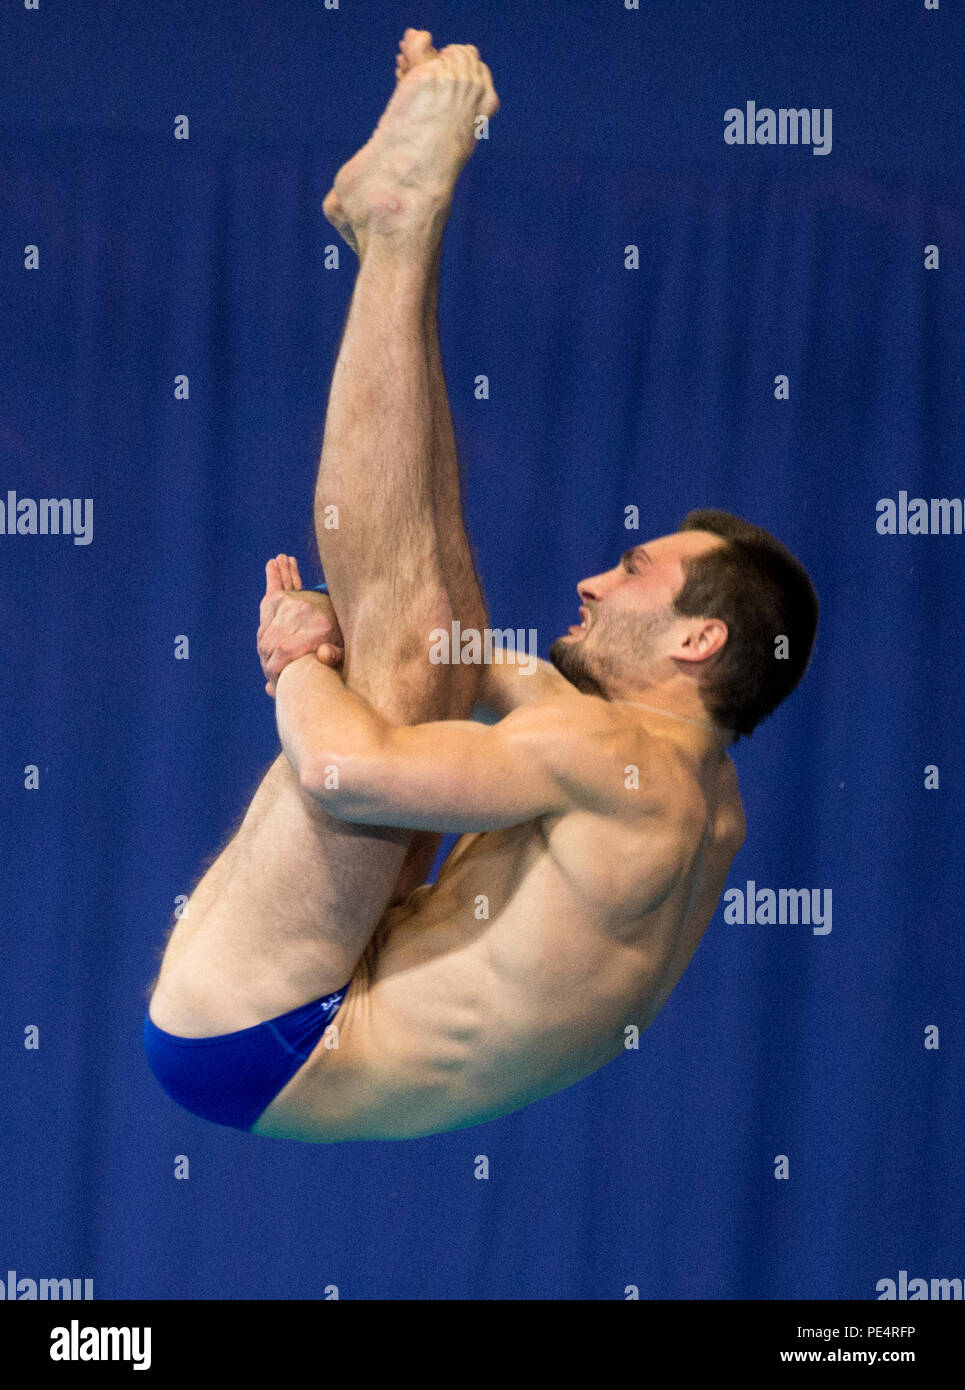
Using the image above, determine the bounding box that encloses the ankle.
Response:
[360,189,451,249]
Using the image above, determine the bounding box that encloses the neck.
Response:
[612,696,734,750]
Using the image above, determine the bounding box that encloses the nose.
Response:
[577,566,616,601]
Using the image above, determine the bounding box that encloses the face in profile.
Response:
[549,530,726,697]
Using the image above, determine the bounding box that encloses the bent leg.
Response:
[148,39,493,1038]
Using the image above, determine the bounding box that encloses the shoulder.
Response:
[650,745,747,854]
[496,694,634,754]
[713,754,747,851]
[498,697,690,818]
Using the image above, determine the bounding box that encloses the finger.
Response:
[289,555,303,590]
[266,681,275,698]
[265,558,283,595]
[258,592,283,626]
[316,644,344,667]
[266,645,293,681]
[276,553,294,590]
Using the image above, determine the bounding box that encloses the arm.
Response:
[274,654,623,833]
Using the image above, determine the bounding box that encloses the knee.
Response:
[396,596,489,686]
[341,584,487,717]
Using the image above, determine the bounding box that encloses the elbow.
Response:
[298,751,347,809]
[299,750,375,822]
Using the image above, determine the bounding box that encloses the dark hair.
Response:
[673,509,819,742]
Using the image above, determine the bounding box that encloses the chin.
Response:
[548,636,605,697]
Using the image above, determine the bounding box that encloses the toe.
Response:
[440,45,470,79]
[402,29,435,64]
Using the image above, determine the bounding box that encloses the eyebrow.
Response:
[622,546,655,568]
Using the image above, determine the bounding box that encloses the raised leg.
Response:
[147,35,497,1036]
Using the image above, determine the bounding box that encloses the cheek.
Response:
[632,577,675,611]
[613,589,655,619]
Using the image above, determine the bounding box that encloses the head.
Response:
[548,509,819,744]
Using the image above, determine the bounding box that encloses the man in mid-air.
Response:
[144,30,818,1140]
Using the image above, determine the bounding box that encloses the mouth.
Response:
[567,605,591,635]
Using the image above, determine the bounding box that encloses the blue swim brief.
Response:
[143,985,349,1132]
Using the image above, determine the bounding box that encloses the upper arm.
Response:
[305,701,629,834]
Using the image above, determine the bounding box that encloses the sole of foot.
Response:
[323,30,498,256]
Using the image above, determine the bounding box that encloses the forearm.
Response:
[274,655,386,785]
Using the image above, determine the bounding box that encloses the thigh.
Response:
[149,587,466,1036]
[149,752,418,1035]
[388,829,443,905]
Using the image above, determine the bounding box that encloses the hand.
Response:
[258,553,345,697]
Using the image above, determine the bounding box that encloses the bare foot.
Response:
[323,29,499,256]
[324,30,439,255]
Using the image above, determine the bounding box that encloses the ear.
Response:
[674,618,728,666]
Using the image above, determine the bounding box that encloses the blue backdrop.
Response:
[1,0,962,1300]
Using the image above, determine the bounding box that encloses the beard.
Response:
[549,604,678,698]
[548,633,606,695]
